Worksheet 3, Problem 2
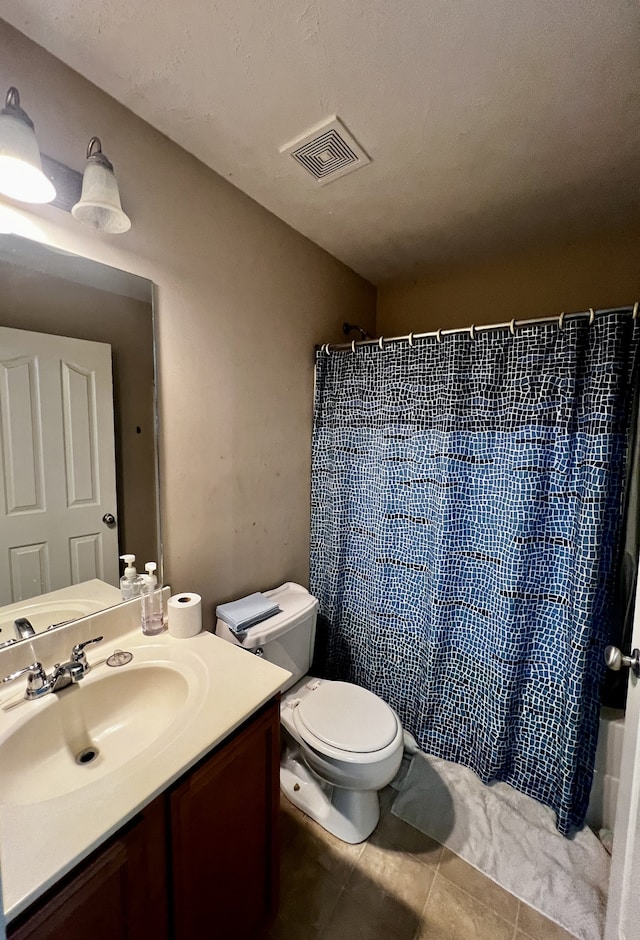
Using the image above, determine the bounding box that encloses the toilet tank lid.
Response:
[235,582,318,648]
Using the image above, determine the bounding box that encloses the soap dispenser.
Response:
[119,554,142,600]
[140,561,163,635]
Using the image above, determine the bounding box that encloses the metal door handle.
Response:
[102,513,116,527]
[605,646,640,677]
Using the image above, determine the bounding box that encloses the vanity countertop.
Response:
[0,614,290,922]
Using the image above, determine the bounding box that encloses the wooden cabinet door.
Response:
[170,698,280,940]
[7,797,168,940]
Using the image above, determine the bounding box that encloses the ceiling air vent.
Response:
[280,116,370,186]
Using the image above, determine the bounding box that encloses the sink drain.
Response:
[76,746,99,765]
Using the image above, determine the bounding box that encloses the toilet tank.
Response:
[215,582,319,692]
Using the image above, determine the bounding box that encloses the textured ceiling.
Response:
[2,0,639,283]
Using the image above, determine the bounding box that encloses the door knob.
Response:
[102,513,116,527]
[605,646,640,677]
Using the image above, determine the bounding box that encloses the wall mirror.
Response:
[0,234,159,645]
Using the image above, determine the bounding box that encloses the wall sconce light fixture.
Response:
[0,85,131,234]
[72,137,131,234]
[0,87,56,204]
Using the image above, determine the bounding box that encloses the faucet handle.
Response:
[1,661,48,698]
[70,636,104,671]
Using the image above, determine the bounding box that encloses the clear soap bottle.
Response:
[141,561,164,635]
[120,554,143,600]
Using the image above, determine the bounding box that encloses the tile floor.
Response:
[267,787,576,940]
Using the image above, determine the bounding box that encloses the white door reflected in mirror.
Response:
[0,327,119,605]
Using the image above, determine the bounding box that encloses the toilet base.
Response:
[281,746,380,844]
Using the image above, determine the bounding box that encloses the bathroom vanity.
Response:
[0,600,290,939]
[7,698,280,939]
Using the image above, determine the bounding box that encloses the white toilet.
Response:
[215,582,404,844]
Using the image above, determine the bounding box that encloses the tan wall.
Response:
[0,21,376,619]
[377,234,640,335]
[0,259,156,565]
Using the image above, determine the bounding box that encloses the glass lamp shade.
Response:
[72,148,131,234]
[0,95,56,204]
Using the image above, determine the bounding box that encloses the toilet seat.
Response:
[292,681,402,764]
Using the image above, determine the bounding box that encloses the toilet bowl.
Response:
[280,676,404,843]
[215,582,404,843]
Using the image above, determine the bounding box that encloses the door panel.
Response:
[61,360,99,506]
[0,354,44,514]
[8,544,49,600]
[605,589,640,938]
[69,534,103,583]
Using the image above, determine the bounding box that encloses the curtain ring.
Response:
[436,329,442,343]
[351,340,356,353]
[379,336,385,350]
[509,318,516,336]
[588,308,595,326]
[325,343,332,356]
[633,302,639,320]
[408,332,414,347]
[469,324,476,340]
[558,312,565,332]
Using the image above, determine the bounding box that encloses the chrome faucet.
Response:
[14,617,36,640]
[1,635,103,700]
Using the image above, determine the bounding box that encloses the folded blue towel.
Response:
[216,592,281,634]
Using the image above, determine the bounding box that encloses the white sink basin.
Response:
[0,656,200,806]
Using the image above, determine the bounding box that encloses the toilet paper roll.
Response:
[167,592,202,638]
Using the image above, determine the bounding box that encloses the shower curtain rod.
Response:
[316,303,639,355]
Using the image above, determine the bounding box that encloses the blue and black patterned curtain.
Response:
[310,311,639,835]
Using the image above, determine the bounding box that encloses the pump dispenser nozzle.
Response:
[120,554,141,599]
[120,554,136,573]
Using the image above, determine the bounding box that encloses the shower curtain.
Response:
[310,311,639,835]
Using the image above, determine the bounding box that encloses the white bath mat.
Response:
[392,753,609,940]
